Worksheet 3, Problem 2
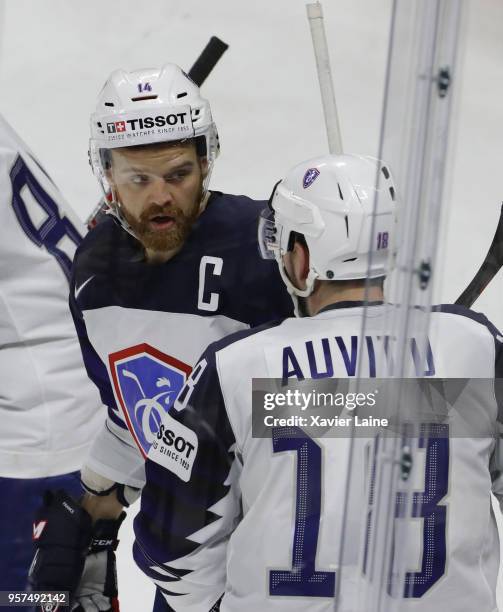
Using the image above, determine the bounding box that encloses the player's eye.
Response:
[130,174,150,185]
[165,165,193,183]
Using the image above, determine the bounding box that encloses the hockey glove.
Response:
[72,512,126,612]
[29,490,93,603]
[29,490,126,611]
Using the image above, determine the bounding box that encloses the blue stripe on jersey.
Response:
[69,288,123,426]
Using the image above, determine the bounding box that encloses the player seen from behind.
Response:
[133,154,503,611]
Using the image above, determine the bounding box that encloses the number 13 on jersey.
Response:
[269,425,449,602]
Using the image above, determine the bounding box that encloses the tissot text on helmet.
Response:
[106,112,190,134]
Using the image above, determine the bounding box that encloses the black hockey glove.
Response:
[29,490,126,611]
[29,490,93,604]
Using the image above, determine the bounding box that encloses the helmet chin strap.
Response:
[276,255,318,318]
[104,186,143,243]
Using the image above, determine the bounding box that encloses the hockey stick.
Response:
[455,203,503,307]
[306,2,343,154]
[188,36,229,87]
[87,36,229,229]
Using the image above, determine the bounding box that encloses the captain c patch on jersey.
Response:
[148,412,198,482]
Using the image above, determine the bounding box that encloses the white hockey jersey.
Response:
[0,114,104,478]
[135,301,503,612]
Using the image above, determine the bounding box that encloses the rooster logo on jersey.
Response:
[109,343,192,457]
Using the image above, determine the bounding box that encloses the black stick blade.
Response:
[456,203,503,307]
[188,36,229,87]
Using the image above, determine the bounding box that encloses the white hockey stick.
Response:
[306,2,343,154]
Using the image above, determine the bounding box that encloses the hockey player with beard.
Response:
[28,64,292,610]
[132,154,503,611]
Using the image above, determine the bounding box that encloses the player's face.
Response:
[109,142,206,256]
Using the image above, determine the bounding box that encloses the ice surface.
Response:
[1,0,502,608]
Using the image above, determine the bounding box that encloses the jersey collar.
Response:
[317,300,384,315]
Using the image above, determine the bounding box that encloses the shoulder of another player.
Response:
[433,303,503,342]
[204,317,290,370]
[178,318,288,396]
[73,216,138,283]
[206,191,267,227]
[209,190,266,211]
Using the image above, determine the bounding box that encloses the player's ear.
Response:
[200,156,209,178]
[291,241,310,290]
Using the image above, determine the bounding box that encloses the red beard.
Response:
[122,202,199,253]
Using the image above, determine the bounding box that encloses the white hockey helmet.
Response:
[89,63,219,234]
[259,154,397,305]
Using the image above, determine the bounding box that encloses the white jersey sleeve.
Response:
[0,113,104,478]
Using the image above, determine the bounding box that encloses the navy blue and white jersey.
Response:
[0,114,104,478]
[70,191,293,487]
[135,302,503,612]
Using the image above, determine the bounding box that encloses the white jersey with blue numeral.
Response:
[0,114,104,478]
[70,194,293,489]
[135,301,503,612]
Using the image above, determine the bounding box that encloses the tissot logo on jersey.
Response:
[156,423,196,459]
[106,112,189,134]
[149,413,198,482]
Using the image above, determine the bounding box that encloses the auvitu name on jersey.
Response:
[282,335,435,383]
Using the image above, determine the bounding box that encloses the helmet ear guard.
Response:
[258,179,282,260]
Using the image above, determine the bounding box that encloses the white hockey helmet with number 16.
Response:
[259,154,397,300]
[89,63,219,234]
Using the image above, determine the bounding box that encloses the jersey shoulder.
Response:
[72,216,135,278]
[433,304,503,377]
[203,316,290,369]
[208,191,266,219]
[199,191,267,247]
[433,303,503,340]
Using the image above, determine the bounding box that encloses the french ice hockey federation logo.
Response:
[303,167,320,189]
[109,343,192,458]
